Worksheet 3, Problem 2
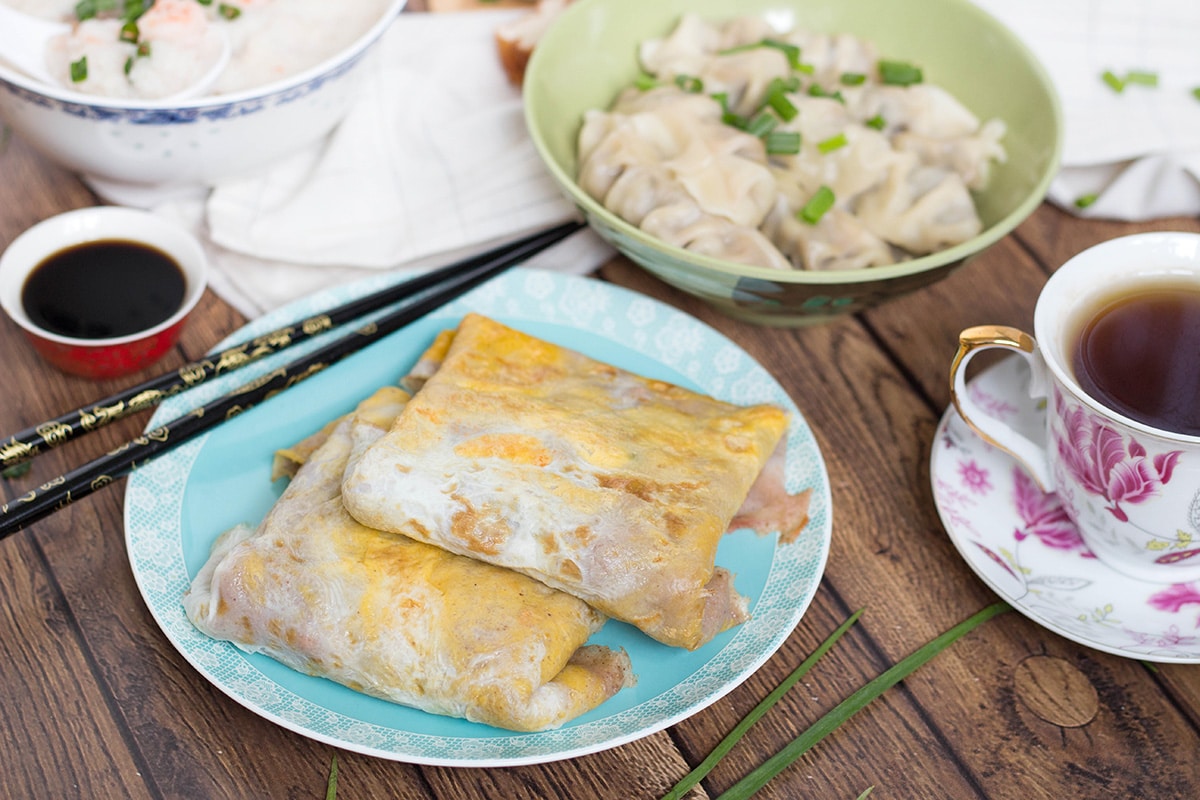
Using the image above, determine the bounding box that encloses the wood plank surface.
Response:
[2,3,1200,798]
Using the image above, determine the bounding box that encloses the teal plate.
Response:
[124,268,832,766]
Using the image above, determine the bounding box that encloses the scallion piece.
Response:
[798,185,835,224]
[765,78,798,121]
[744,111,777,138]
[807,84,845,103]
[136,41,151,58]
[764,131,801,155]
[122,0,146,22]
[634,72,658,91]
[74,0,97,21]
[817,132,848,153]
[1074,192,1099,209]
[119,21,139,43]
[1193,87,1200,102]
[722,111,749,130]
[761,38,802,70]
[196,0,214,5]
[218,3,241,20]
[1101,70,1125,93]
[1125,70,1158,87]
[710,91,730,113]
[674,74,703,93]
[69,56,88,83]
[865,114,886,130]
[660,611,863,800]
[878,59,923,86]
[840,72,866,86]
[711,603,1011,800]
[123,55,134,75]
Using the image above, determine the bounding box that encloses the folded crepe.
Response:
[184,385,634,732]
[342,313,808,650]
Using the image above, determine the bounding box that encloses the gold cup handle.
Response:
[948,325,1053,491]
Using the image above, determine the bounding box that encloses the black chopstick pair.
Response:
[0,219,585,539]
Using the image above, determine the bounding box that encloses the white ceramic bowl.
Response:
[0,0,406,206]
[0,206,208,379]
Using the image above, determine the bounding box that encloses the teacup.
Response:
[949,232,1200,583]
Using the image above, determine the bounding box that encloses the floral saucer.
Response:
[931,356,1200,663]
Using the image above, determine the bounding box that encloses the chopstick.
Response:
[0,219,584,539]
[0,220,584,471]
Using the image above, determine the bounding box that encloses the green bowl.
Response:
[524,0,1062,326]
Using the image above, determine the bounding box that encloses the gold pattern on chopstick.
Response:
[39,476,66,491]
[80,402,127,431]
[90,476,112,492]
[145,427,170,443]
[356,321,379,335]
[128,389,167,412]
[179,362,209,386]
[215,347,252,374]
[0,437,37,466]
[36,422,73,446]
[257,327,296,349]
[302,315,333,336]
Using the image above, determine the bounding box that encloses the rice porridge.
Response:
[1,0,393,99]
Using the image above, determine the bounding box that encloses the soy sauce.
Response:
[21,239,186,340]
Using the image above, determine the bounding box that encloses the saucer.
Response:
[931,356,1200,663]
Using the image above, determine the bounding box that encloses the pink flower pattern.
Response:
[958,460,992,494]
[1011,467,1091,554]
[1053,390,1183,522]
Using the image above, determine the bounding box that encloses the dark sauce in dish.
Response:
[21,239,187,340]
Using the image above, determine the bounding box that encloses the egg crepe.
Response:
[184,386,634,732]
[342,313,800,650]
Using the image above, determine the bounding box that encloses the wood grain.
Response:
[3,4,1200,798]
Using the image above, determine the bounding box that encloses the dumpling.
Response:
[763,195,894,271]
[642,200,793,269]
[893,117,1008,190]
[185,386,634,732]
[856,153,982,253]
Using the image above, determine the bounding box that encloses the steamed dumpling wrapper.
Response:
[184,386,634,732]
[342,313,809,651]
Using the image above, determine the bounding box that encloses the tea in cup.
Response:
[949,232,1200,583]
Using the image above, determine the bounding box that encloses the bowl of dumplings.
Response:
[523,0,1062,326]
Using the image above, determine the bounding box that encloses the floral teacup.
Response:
[949,232,1200,583]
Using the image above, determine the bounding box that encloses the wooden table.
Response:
[4,13,1200,800]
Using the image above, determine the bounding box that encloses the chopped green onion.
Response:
[764,77,799,121]
[1125,70,1158,87]
[722,110,749,130]
[743,111,777,138]
[856,789,876,800]
[634,72,658,91]
[807,84,845,103]
[660,610,863,800]
[798,185,835,224]
[119,21,139,43]
[764,130,801,155]
[122,0,147,22]
[711,603,1011,800]
[74,0,97,21]
[817,132,848,153]
[1193,87,1200,102]
[218,3,241,20]
[2,461,31,479]
[1074,192,1099,209]
[196,0,214,5]
[1101,70,1125,92]
[69,56,88,83]
[865,114,886,130]
[123,55,133,75]
[840,72,866,86]
[710,91,730,112]
[878,59,923,86]
[674,74,704,93]
[761,38,802,71]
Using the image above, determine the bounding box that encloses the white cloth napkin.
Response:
[971,0,1200,220]
[159,9,612,319]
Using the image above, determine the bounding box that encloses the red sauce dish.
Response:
[0,206,208,379]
